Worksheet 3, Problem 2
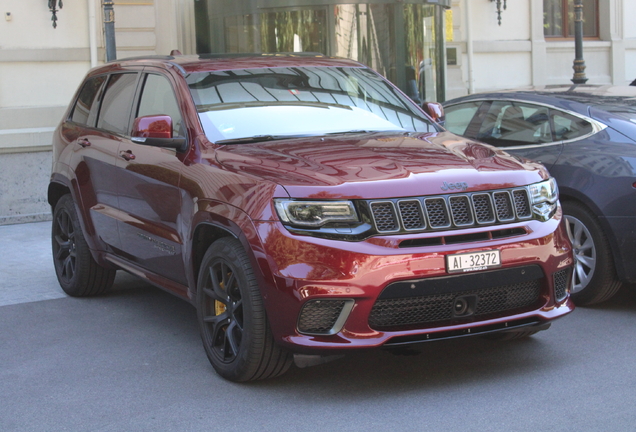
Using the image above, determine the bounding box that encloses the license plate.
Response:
[446,250,501,273]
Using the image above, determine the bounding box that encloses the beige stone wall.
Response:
[0,0,194,224]
[447,0,635,95]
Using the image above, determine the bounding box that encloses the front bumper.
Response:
[254,213,573,354]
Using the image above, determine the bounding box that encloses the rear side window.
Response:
[71,76,107,126]
[477,101,553,147]
[97,73,139,135]
[551,110,593,141]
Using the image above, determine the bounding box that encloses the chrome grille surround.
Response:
[369,201,400,233]
[368,187,534,234]
[472,193,496,224]
[397,199,426,231]
[512,189,532,218]
[424,197,451,229]
[449,195,474,226]
[493,191,515,222]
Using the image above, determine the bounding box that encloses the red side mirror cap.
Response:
[132,115,173,139]
[422,102,445,126]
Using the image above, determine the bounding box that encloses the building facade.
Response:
[0,0,634,224]
[446,0,636,98]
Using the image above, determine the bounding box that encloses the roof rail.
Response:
[110,55,175,62]
[106,55,187,76]
[198,52,326,59]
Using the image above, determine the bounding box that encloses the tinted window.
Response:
[97,73,138,135]
[71,75,107,126]
[551,110,593,141]
[477,101,552,147]
[137,74,184,136]
[187,66,436,142]
[445,102,481,135]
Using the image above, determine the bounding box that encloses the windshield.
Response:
[186,66,436,143]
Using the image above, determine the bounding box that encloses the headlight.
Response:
[529,177,559,220]
[274,199,359,227]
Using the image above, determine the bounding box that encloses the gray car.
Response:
[443,85,636,305]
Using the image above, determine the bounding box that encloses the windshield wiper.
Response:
[324,129,405,136]
[216,134,315,145]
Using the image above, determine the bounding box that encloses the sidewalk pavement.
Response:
[0,221,68,306]
[0,221,153,307]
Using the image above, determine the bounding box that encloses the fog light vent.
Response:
[297,299,354,335]
[553,268,570,301]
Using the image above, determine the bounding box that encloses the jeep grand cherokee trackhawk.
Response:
[49,54,574,382]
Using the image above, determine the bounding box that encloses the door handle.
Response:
[77,138,91,147]
[119,150,136,161]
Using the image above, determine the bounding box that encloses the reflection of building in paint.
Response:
[559,144,634,177]
[195,0,449,103]
[560,152,634,178]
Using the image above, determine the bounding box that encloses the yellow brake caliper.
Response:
[214,276,228,316]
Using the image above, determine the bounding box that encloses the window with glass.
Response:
[224,10,327,55]
[404,4,437,103]
[187,66,436,143]
[444,102,481,136]
[551,110,592,141]
[543,0,598,38]
[71,75,107,126]
[476,101,553,147]
[137,74,184,136]
[97,73,139,135]
[218,4,444,102]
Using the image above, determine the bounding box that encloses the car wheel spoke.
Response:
[575,261,590,284]
[63,254,75,279]
[578,237,594,254]
[209,266,229,301]
[225,319,241,357]
[576,254,594,270]
[210,317,232,361]
[203,310,229,324]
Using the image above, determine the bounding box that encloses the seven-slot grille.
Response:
[368,187,532,234]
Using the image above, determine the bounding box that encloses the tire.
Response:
[562,201,622,306]
[51,194,116,296]
[196,237,292,382]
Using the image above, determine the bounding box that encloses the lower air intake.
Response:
[298,299,353,335]
[369,280,541,331]
[553,268,570,301]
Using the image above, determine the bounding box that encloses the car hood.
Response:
[214,131,547,199]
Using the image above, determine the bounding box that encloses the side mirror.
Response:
[131,115,187,152]
[421,102,445,127]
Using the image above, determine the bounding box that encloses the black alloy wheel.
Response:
[52,194,116,296]
[196,237,292,382]
[200,259,244,364]
[53,202,78,285]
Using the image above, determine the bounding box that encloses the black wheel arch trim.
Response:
[48,174,106,265]
[187,213,277,313]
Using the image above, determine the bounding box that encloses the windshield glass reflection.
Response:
[187,66,435,143]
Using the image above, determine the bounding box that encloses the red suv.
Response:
[49,54,574,381]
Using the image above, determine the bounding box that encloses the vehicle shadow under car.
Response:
[98,271,630,391]
[6,272,636,431]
